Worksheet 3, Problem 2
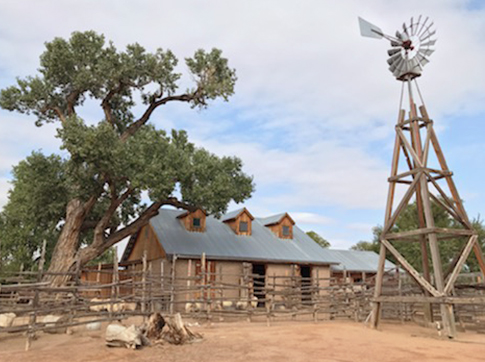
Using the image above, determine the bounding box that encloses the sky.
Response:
[1,0,485,251]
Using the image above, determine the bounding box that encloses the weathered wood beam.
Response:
[373,295,485,305]
[425,170,471,228]
[380,239,441,297]
[396,127,423,168]
[444,235,477,294]
[371,243,387,328]
[382,174,420,234]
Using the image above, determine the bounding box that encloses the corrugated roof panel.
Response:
[220,208,245,222]
[149,209,340,265]
[329,249,395,272]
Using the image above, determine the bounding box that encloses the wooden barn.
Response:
[120,207,341,309]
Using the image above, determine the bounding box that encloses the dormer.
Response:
[177,209,207,232]
[261,212,295,239]
[221,208,254,236]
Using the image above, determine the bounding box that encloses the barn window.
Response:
[282,225,290,236]
[239,221,248,232]
[193,218,201,228]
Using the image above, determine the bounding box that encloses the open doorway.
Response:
[252,263,266,308]
[300,265,312,305]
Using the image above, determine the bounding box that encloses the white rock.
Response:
[86,321,102,331]
[0,313,16,328]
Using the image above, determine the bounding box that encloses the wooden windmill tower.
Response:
[359,16,485,338]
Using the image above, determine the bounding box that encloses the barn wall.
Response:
[127,224,165,262]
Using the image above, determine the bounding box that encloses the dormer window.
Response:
[222,207,254,236]
[239,221,248,232]
[282,225,290,237]
[177,209,207,232]
[261,212,295,239]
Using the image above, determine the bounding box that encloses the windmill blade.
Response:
[387,52,402,65]
[416,54,430,68]
[411,15,421,36]
[409,17,414,35]
[388,48,401,56]
[419,48,435,57]
[420,39,436,47]
[416,54,429,67]
[417,16,429,37]
[420,30,436,43]
[389,57,404,73]
[358,17,383,38]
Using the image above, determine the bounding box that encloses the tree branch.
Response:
[101,83,125,127]
[120,93,195,142]
[92,186,134,246]
[77,197,196,264]
[66,89,81,116]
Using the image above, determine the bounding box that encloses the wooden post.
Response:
[96,262,102,286]
[141,250,147,317]
[160,259,165,310]
[397,265,404,323]
[148,263,153,313]
[114,246,119,297]
[200,253,206,315]
[207,260,212,321]
[187,259,192,310]
[313,268,319,322]
[170,254,177,315]
[25,239,46,351]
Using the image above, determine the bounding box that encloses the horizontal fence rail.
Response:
[1,253,485,350]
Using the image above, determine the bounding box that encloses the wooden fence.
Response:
[1,252,485,350]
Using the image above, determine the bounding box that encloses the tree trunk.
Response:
[45,198,89,285]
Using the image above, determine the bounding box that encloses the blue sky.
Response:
[1,0,485,250]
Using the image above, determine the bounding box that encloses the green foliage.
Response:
[306,231,331,248]
[0,153,68,270]
[0,31,252,270]
[186,48,237,108]
[351,201,485,272]
[350,239,379,252]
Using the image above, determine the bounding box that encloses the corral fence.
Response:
[1,251,485,350]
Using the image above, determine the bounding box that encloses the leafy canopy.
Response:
[0,31,252,270]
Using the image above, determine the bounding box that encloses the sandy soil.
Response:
[1,319,485,362]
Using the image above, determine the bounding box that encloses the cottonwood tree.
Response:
[306,231,330,248]
[0,31,253,281]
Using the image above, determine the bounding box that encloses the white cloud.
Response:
[347,222,375,233]
[0,178,11,209]
[291,212,334,225]
[0,0,484,248]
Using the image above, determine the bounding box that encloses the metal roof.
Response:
[328,249,395,272]
[259,213,289,226]
[141,208,341,265]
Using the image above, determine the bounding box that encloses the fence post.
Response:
[170,254,177,315]
[142,250,147,319]
[25,239,46,351]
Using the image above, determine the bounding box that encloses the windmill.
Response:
[359,16,485,338]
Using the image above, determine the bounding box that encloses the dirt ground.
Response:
[1,319,485,362]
